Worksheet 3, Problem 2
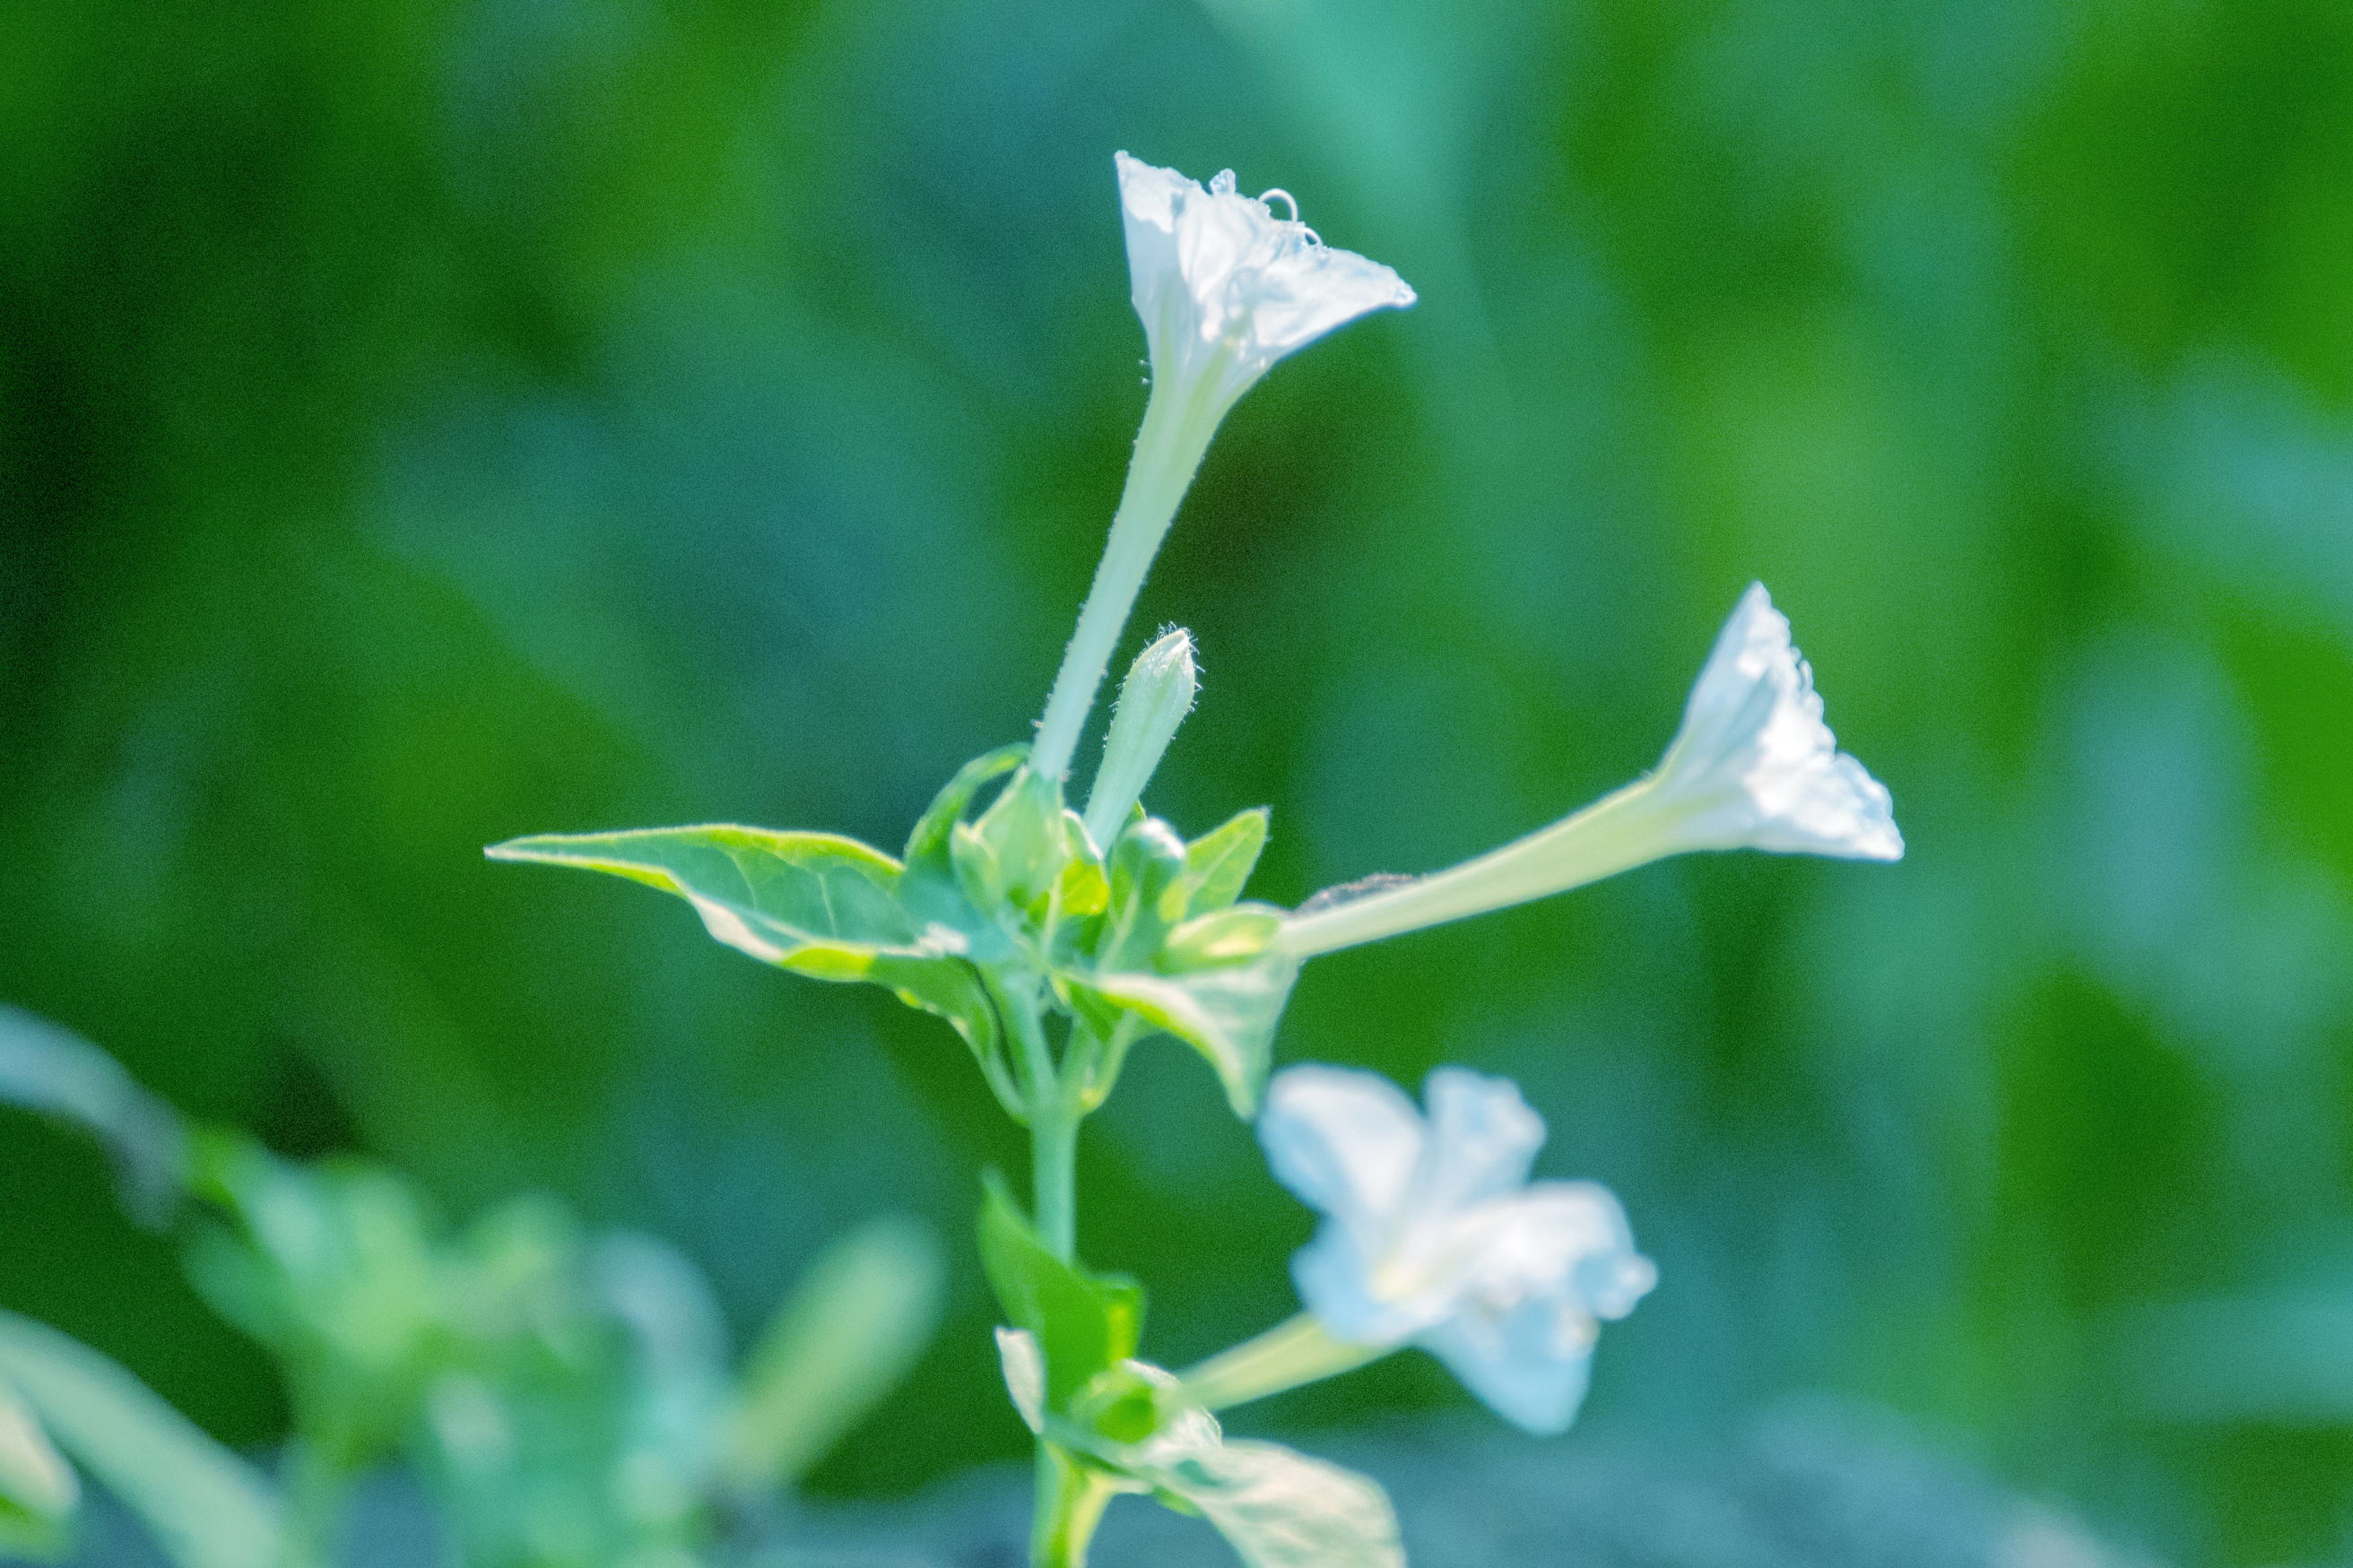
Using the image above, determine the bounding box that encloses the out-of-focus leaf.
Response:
[0,1372,76,1560]
[976,1176,1141,1411]
[595,1231,734,1516]
[1137,1437,1404,1568]
[0,1312,282,1568]
[183,1133,442,1466]
[487,825,1005,1083]
[0,1007,186,1224]
[1182,809,1271,915]
[720,1214,944,1495]
[1064,947,1300,1118]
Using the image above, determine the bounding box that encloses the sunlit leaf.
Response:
[1064,946,1300,1118]
[976,1176,1142,1411]
[1183,809,1271,914]
[0,1007,186,1225]
[721,1214,943,1495]
[1138,1438,1403,1568]
[487,824,1005,1086]
[0,1312,282,1568]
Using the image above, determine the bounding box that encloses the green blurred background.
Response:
[4,0,2351,1560]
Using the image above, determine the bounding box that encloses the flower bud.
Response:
[1082,628,1199,849]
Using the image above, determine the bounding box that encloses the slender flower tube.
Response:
[1180,1065,1654,1435]
[1280,582,1902,957]
[1030,155,1415,784]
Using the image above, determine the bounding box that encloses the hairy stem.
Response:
[1031,385,1220,784]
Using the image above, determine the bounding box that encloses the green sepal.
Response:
[1183,808,1270,914]
[1063,946,1300,1118]
[485,824,1007,1093]
[976,1175,1142,1412]
[900,744,1027,959]
[1098,819,1189,971]
[968,768,1076,917]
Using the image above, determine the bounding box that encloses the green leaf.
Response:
[1183,809,1271,914]
[486,825,1006,1088]
[720,1214,944,1496]
[0,1312,282,1568]
[964,768,1079,916]
[1159,905,1284,971]
[1064,946,1301,1118]
[0,1007,186,1224]
[0,1373,75,1560]
[1138,1439,1403,1568]
[976,1176,1142,1411]
[1097,819,1188,971]
[900,744,1027,958]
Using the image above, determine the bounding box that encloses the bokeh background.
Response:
[4,0,2352,1560]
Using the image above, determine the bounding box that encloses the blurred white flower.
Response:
[1116,152,1415,419]
[1259,1064,1653,1434]
[1279,581,1901,956]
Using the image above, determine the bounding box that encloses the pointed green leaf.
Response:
[904,745,1030,877]
[721,1215,943,1496]
[977,1176,1142,1410]
[487,825,1006,1085]
[1138,1439,1403,1568]
[0,1373,75,1559]
[488,825,913,966]
[0,1007,186,1225]
[1184,809,1271,915]
[1064,946,1300,1118]
[0,1312,282,1568]
[901,745,1027,958]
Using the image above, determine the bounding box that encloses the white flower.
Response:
[1116,152,1415,418]
[1279,581,1901,956]
[1259,1064,1654,1434]
[1645,581,1902,858]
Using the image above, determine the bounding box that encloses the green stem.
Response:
[1030,1098,1078,1262]
[1170,1313,1384,1414]
[1031,1442,1118,1568]
[1031,384,1222,784]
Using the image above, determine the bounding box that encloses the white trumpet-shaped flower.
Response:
[1279,582,1902,956]
[1257,1065,1654,1434]
[1031,157,1414,783]
[1116,152,1416,420]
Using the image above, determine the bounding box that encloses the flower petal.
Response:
[1410,1069,1546,1217]
[1259,1065,1423,1232]
[1417,1295,1601,1435]
[1112,152,1413,407]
